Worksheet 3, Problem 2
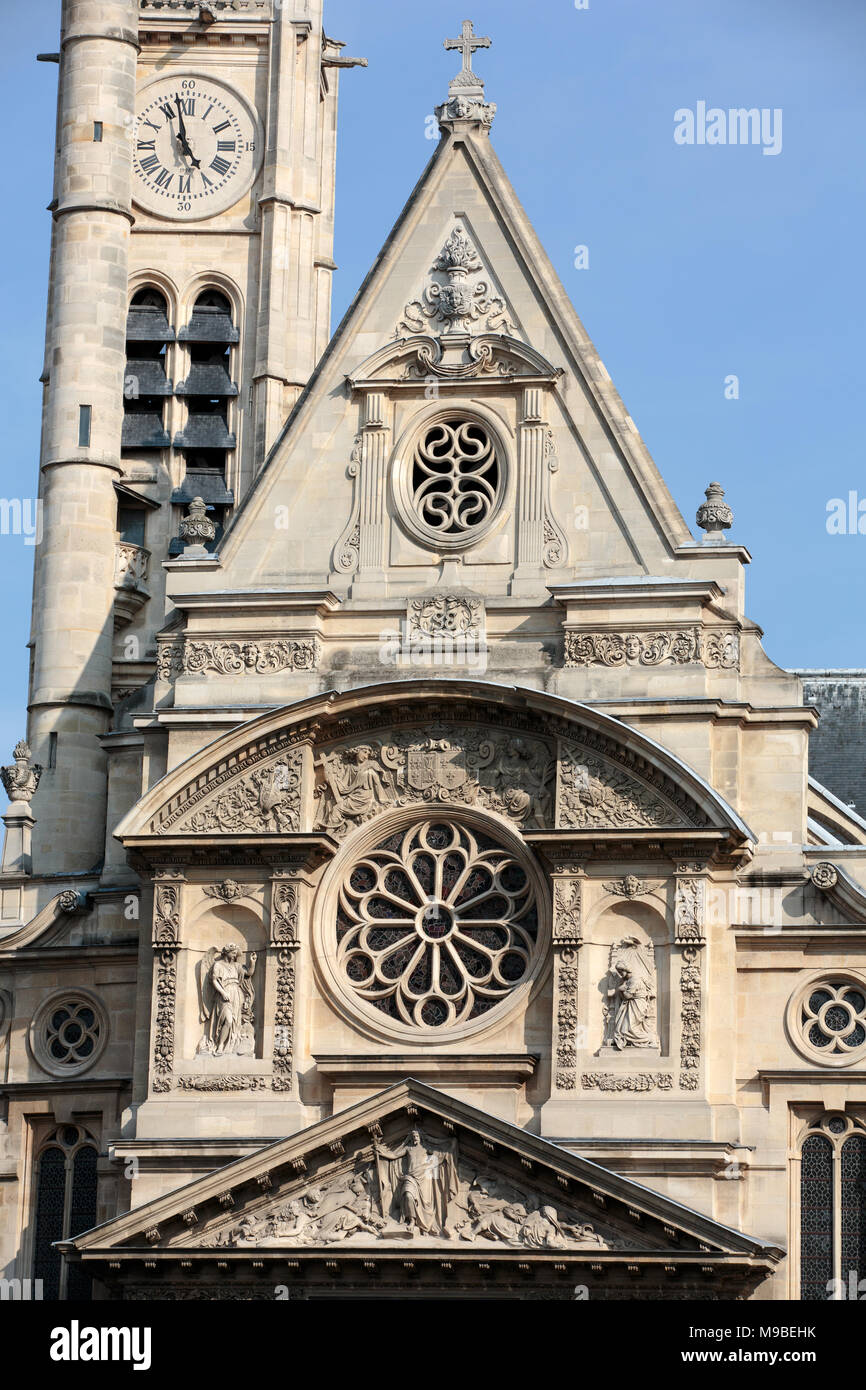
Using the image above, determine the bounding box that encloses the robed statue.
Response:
[196,943,257,1057]
[372,1128,460,1236]
[606,935,660,1050]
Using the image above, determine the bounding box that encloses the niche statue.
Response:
[605,936,660,1050]
[196,944,257,1057]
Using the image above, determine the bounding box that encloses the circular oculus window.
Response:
[30,991,108,1077]
[320,814,548,1042]
[786,971,866,1068]
[392,412,507,553]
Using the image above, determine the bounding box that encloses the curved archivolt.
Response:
[336,818,538,1029]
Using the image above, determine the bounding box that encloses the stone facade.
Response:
[1,8,865,1303]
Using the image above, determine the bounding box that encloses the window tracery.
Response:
[333,817,541,1033]
[799,1113,866,1300]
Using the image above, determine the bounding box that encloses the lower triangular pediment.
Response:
[66,1082,781,1295]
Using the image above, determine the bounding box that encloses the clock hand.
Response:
[174,94,201,169]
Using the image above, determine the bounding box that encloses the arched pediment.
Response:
[346,333,563,390]
[116,682,752,858]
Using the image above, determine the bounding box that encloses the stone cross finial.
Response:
[444,20,491,93]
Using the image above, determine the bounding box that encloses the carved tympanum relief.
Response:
[146,706,707,840]
[397,227,516,337]
[556,744,691,830]
[335,819,539,1031]
[195,945,258,1058]
[206,1126,614,1251]
[313,727,554,838]
[603,937,660,1051]
[161,747,304,836]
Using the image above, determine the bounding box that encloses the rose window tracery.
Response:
[336,819,539,1029]
[801,983,866,1056]
[410,419,500,539]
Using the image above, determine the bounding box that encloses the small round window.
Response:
[393,411,507,553]
[30,991,107,1077]
[787,972,866,1068]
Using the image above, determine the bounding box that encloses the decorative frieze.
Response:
[581,1072,673,1092]
[176,1075,268,1092]
[564,628,739,670]
[156,638,320,681]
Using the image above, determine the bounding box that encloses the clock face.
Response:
[132,74,262,221]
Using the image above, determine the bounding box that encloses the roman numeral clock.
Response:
[132,74,262,220]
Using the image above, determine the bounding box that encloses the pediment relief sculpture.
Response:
[313,725,554,838]
[557,744,694,830]
[204,1126,617,1252]
[160,747,304,836]
[396,227,517,338]
[129,690,718,845]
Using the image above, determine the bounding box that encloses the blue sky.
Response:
[0,0,864,751]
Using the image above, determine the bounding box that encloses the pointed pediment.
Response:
[210,121,702,592]
[65,1081,781,1279]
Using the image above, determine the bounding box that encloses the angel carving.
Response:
[196,944,257,1057]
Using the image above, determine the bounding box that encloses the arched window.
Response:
[172,288,238,551]
[32,1125,98,1301]
[122,287,173,454]
[799,1113,866,1300]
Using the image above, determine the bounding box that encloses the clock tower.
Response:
[29,0,363,873]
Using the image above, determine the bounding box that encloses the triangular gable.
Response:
[65,1080,781,1278]
[213,118,696,590]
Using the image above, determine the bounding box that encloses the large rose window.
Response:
[335,819,539,1030]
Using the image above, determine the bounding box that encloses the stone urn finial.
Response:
[179,496,216,556]
[696,482,733,542]
[0,739,42,806]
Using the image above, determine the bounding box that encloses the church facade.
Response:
[1,0,864,1302]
